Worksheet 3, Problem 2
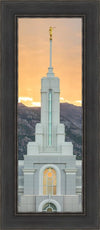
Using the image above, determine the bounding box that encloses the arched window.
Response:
[43,168,56,195]
[42,203,57,212]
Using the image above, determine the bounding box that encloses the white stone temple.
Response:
[18,27,82,213]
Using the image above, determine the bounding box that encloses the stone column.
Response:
[23,169,36,195]
[64,169,77,195]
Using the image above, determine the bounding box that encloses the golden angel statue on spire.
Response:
[49,26,56,40]
[49,26,53,40]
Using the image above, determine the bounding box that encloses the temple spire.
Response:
[47,26,55,77]
[49,27,53,67]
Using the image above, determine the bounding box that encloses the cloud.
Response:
[73,100,82,106]
[31,102,41,107]
[60,97,82,106]
[60,97,71,104]
[60,97,64,102]
[18,97,33,102]
[75,100,82,104]
[18,97,41,107]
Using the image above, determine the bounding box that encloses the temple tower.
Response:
[35,26,65,153]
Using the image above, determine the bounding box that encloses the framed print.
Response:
[1,0,99,229]
[17,17,83,214]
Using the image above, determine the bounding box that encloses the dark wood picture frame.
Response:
[1,0,99,229]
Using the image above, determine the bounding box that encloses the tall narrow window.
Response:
[43,168,56,195]
[48,90,52,146]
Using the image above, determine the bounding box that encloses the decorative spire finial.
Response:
[49,26,55,40]
[47,27,56,77]
[49,26,53,40]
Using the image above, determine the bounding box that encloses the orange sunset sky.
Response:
[18,18,82,107]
